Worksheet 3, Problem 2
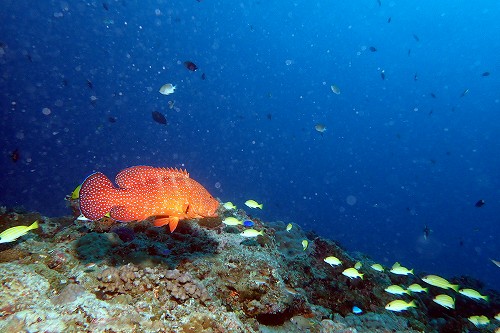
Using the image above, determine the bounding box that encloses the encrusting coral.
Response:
[0,206,498,333]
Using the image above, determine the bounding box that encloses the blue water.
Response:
[1,1,499,290]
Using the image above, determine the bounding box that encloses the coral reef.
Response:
[0,207,499,333]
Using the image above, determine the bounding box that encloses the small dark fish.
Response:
[87,79,93,89]
[430,92,436,98]
[475,199,485,208]
[62,79,68,87]
[184,61,198,71]
[460,89,469,97]
[408,49,411,56]
[267,113,272,120]
[377,0,381,6]
[152,111,167,125]
[10,148,20,162]
[201,72,206,80]
[380,69,385,80]
[428,110,433,116]
[423,225,431,240]
[459,239,464,246]
[108,116,117,123]
[481,72,490,77]
[26,54,32,62]
[414,73,418,81]
[412,34,420,42]
[102,2,109,10]
[387,17,391,23]
[369,46,377,52]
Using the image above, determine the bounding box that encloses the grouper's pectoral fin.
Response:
[153,216,180,232]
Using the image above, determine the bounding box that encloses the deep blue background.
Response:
[1,1,499,290]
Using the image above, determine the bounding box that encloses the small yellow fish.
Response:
[354,261,362,270]
[385,285,410,295]
[385,300,417,312]
[389,265,414,276]
[245,200,263,209]
[159,83,176,95]
[301,239,308,251]
[223,202,236,210]
[422,275,459,292]
[342,267,363,279]
[222,217,243,226]
[468,315,490,327]
[0,220,39,244]
[458,288,489,302]
[407,284,428,293]
[370,264,384,272]
[240,229,264,237]
[286,223,293,232]
[70,184,81,200]
[494,312,499,321]
[324,256,342,266]
[433,294,455,309]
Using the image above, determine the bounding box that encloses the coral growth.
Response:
[96,264,210,303]
[0,209,499,333]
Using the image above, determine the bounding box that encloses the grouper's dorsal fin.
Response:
[163,167,190,178]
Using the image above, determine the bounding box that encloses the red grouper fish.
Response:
[79,166,219,232]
